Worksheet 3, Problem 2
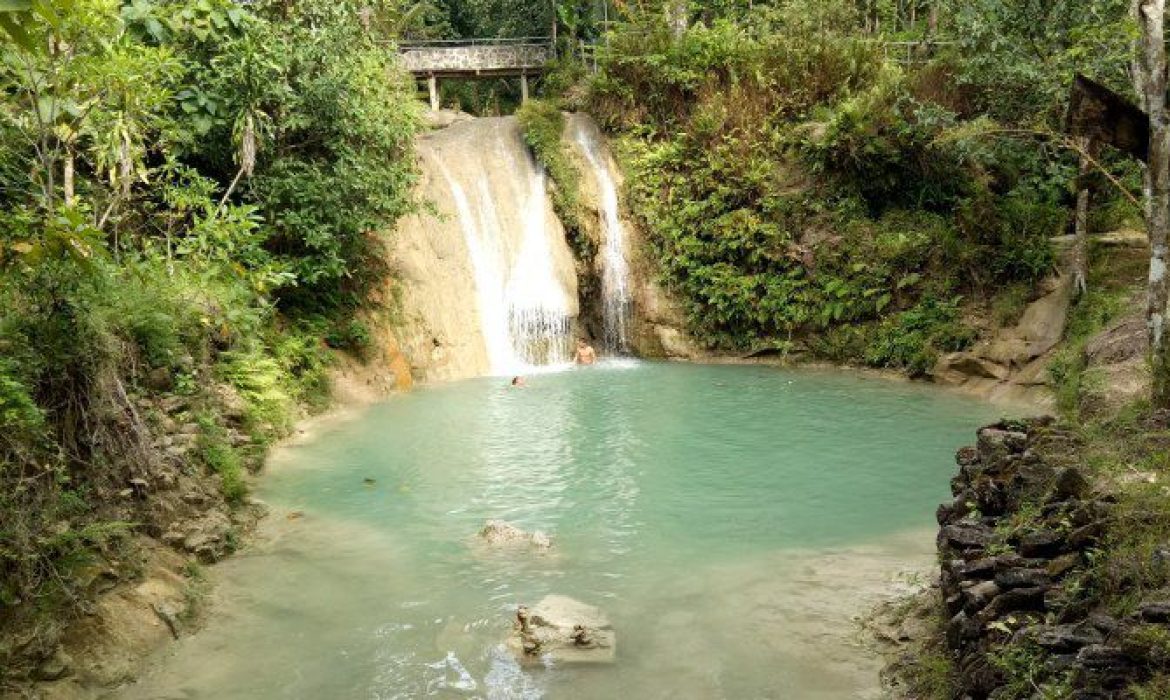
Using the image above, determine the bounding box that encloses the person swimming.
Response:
[511,376,527,387]
[574,339,597,366]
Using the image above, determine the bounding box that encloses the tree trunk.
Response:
[665,0,687,40]
[1072,138,1093,296]
[63,144,74,207]
[927,3,939,37]
[1139,0,1170,406]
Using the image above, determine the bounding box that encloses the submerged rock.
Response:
[506,595,616,665]
[477,520,552,550]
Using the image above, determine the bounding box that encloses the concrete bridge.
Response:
[398,38,554,110]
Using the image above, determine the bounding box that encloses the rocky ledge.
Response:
[929,418,1169,698]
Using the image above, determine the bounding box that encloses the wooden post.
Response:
[428,75,439,111]
[521,74,529,103]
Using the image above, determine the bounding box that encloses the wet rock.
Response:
[940,523,993,551]
[1033,623,1104,652]
[947,611,980,649]
[977,427,1028,459]
[1018,529,1064,557]
[1051,467,1091,501]
[953,557,998,580]
[1136,601,1170,623]
[477,520,552,549]
[1076,644,1134,672]
[1088,613,1121,635]
[982,586,1047,620]
[956,445,980,467]
[994,568,1051,590]
[1066,522,1105,549]
[964,581,1001,611]
[506,595,615,664]
[1047,553,1082,578]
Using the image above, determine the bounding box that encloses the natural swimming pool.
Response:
[121,362,1006,699]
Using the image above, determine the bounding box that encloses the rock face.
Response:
[935,419,1166,697]
[563,113,702,360]
[506,595,616,664]
[386,116,581,381]
[932,274,1072,405]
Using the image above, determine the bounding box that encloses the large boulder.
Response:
[506,595,616,665]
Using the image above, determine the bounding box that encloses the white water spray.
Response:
[573,121,633,352]
[433,134,574,374]
[505,167,574,366]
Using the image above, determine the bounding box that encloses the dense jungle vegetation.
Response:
[0,0,420,674]
[578,1,1140,375]
[4,0,1170,696]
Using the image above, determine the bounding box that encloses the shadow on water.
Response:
[120,362,1006,700]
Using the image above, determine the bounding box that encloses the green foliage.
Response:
[588,2,1091,365]
[865,297,976,375]
[176,0,421,314]
[1131,673,1170,700]
[516,99,592,258]
[0,0,414,663]
[1047,247,1135,418]
[945,0,1135,124]
[196,414,246,504]
[325,319,374,360]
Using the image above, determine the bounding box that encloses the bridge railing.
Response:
[392,37,555,76]
[397,36,553,49]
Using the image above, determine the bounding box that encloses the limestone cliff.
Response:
[563,113,701,360]
[386,116,580,381]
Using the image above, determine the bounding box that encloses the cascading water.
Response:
[435,161,516,374]
[429,120,575,375]
[504,167,574,366]
[573,121,633,353]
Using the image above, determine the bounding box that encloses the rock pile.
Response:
[937,418,1169,698]
[506,595,616,665]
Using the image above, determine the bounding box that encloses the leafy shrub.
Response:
[865,297,976,376]
[325,319,373,360]
[216,349,294,438]
[196,414,247,505]
[516,99,593,259]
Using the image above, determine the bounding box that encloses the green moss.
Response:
[516,99,594,260]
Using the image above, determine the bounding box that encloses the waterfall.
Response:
[430,123,574,375]
[505,168,574,366]
[573,122,633,353]
[436,163,516,374]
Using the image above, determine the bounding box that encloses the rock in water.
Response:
[506,595,616,665]
[477,520,552,549]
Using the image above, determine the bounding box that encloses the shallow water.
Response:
[121,362,1005,700]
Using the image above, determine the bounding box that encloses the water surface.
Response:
[122,362,1004,699]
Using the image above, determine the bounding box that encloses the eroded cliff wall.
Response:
[387,117,580,381]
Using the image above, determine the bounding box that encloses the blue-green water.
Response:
[122,362,1004,700]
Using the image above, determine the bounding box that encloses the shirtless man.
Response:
[575,339,597,366]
